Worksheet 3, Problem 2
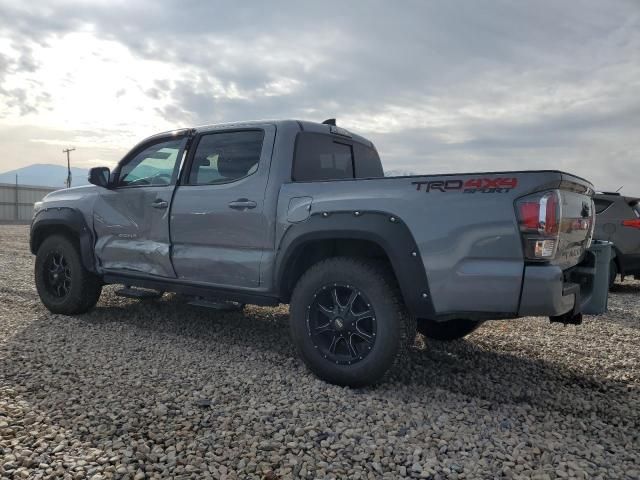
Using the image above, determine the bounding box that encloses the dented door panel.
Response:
[93,186,176,277]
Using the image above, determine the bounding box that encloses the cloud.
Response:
[0,0,638,192]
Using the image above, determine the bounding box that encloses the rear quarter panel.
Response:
[278,171,571,315]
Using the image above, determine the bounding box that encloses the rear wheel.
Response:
[35,235,102,314]
[417,318,482,341]
[289,257,412,387]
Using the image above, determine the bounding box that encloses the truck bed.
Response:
[278,170,594,316]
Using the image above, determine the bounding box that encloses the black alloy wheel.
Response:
[307,283,377,365]
[44,252,72,298]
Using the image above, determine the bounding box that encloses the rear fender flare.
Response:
[275,211,435,318]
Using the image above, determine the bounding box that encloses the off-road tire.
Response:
[35,234,102,315]
[289,257,413,387]
[417,318,482,341]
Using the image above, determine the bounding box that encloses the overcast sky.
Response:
[0,0,638,192]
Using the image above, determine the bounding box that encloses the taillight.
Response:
[518,201,540,231]
[515,190,562,260]
[517,190,561,235]
[622,219,640,229]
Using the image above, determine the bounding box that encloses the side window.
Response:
[188,130,264,185]
[594,199,613,214]
[630,200,640,218]
[117,138,186,187]
[293,133,354,181]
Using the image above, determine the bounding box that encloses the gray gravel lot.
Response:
[0,224,638,479]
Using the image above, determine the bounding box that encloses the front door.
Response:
[170,126,275,288]
[93,135,187,277]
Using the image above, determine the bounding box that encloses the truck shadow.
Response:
[397,340,637,425]
[610,281,640,294]
[1,289,637,454]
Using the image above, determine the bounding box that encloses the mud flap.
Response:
[550,283,582,325]
[558,240,612,320]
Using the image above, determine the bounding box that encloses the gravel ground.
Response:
[0,224,638,480]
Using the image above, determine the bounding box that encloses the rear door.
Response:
[93,134,187,277]
[170,126,275,288]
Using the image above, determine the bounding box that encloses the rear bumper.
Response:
[518,265,577,317]
[518,243,610,317]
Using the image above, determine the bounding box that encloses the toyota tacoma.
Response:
[31,119,600,386]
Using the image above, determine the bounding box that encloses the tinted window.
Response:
[293,133,354,181]
[118,138,185,187]
[594,198,613,214]
[188,130,264,185]
[353,142,383,178]
[630,200,640,218]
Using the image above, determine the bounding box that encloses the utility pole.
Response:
[63,148,75,188]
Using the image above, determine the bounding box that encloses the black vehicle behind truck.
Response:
[593,192,640,286]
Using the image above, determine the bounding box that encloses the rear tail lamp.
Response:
[515,190,561,260]
[622,219,640,229]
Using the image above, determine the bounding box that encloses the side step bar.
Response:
[115,286,164,299]
[103,272,280,307]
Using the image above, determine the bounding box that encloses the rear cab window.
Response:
[293,132,383,182]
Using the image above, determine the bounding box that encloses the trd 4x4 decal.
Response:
[411,177,518,193]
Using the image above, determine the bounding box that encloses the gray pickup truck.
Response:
[31,119,599,386]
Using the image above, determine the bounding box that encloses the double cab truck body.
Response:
[31,119,599,386]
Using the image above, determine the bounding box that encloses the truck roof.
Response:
[192,119,375,147]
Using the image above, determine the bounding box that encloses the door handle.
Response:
[152,199,169,209]
[228,199,257,210]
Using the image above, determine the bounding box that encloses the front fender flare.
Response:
[30,207,96,273]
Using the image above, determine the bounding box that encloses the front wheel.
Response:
[289,257,413,387]
[417,318,482,341]
[35,235,102,315]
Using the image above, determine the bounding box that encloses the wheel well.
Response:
[31,224,78,254]
[279,238,395,301]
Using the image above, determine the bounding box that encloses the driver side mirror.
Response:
[88,167,111,188]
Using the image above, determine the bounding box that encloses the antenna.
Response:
[616,185,623,192]
[322,118,336,126]
[63,147,75,188]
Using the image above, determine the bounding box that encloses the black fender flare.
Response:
[30,207,96,273]
[275,210,435,318]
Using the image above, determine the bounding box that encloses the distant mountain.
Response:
[0,164,90,188]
